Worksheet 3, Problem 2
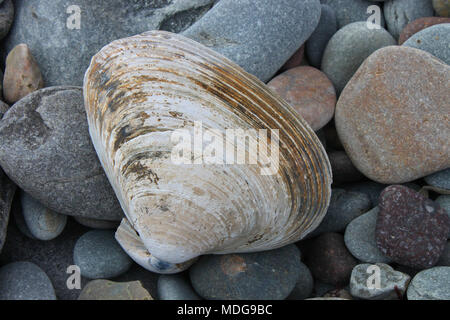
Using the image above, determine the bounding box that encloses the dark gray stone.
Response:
[327,150,365,184]
[344,207,392,264]
[424,168,450,191]
[321,0,385,29]
[384,0,434,39]
[0,169,15,253]
[344,181,387,207]
[0,0,13,40]
[0,100,9,118]
[190,244,301,300]
[407,267,450,300]
[308,188,371,238]
[287,262,314,300]
[182,0,321,82]
[158,274,201,300]
[0,261,56,300]
[0,86,123,221]
[20,191,67,240]
[322,22,396,94]
[74,216,119,230]
[436,195,450,238]
[306,4,337,68]
[73,230,132,279]
[4,0,215,86]
[403,24,450,65]
[437,241,450,266]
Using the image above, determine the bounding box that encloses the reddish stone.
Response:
[375,185,450,269]
[267,66,336,131]
[399,17,450,44]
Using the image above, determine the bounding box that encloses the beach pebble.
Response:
[3,43,44,104]
[0,0,13,40]
[321,22,396,94]
[20,191,66,241]
[424,168,450,191]
[0,261,56,300]
[267,66,336,131]
[350,263,410,300]
[407,267,450,300]
[279,45,305,72]
[305,4,337,68]
[287,262,314,300]
[384,0,434,39]
[437,241,450,266]
[321,0,385,29]
[78,279,152,300]
[335,46,449,184]
[432,0,450,17]
[398,17,450,44]
[304,232,357,286]
[344,181,387,207]
[345,207,392,264]
[328,150,365,185]
[436,195,450,238]
[375,185,450,269]
[157,274,201,300]
[0,169,15,253]
[403,23,450,64]
[73,230,132,279]
[0,87,123,221]
[183,0,321,82]
[73,216,119,230]
[189,244,301,300]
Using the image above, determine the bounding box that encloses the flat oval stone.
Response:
[375,185,450,269]
[78,279,153,300]
[403,23,450,64]
[267,66,336,131]
[0,87,123,220]
[21,191,67,241]
[335,46,449,184]
[398,17,450,44]
[157,274,201,300]
[321,22,396,94]
[384,0,434,39]
[74,230,132,279]
[433,0,450,17]
[0,261,56,300]
[407,267,450,300]
[189,244,301,300]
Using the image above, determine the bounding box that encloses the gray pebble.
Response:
[384,0,434,39]
[321,0,385,29]
[73,230,132,279]
[287,262,314,300]
[424,168,450,191]
[344,207,392,264]
[158,274,201,300]
[21,191,67,240]
[407,267,450,300]
[74,216,119,230]
[0,0,13,40]
[344,181,387,207]
[437,241,450,266]
[436,195,450,239]
[0,261,56,300]
[0,169,15,253]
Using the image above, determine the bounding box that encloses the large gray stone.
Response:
[182,0,321,82]
[4,0,215,86]
[407,267,450,300]
[0,169,15,253]
[384,0,434,39]
[0,87,123,221]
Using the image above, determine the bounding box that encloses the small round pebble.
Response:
[398,17,450,44]
[78,279,152,300]
[158,274,201,300]
[424,168,450,191]
[0,261,56,300]
[21,191,67,240]
[350,263,410,300]
[304,232,357,286]
[287,262,314,300]
[345,207,392,264]
[407,267,450,300]
[189,244,301,300]
[403,24,450,65]
[433,0,450,17]
[73,230,133,279]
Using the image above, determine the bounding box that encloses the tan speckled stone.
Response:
[78,279,153,300]
[335,46,450,184]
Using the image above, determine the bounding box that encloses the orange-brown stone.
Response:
[398,17,450,44]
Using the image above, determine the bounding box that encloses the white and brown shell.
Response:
[84,30,332,271]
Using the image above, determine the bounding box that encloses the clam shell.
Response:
[84,30,332,266]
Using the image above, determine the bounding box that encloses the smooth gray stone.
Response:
[20,191,67,240]
[183,0,321,82]
[4,0,215,86]
[306,4,338,68]
[157,274,201,300]
[344,207,392,264]
[321,0,385,29]
[0,86,123,221]
[287,262,314,300]
[0,0,13,40]
[350,263,410,300]
[321,21,396,94]
[384,0,434,39]
[73,230,132,279]
[344,181,387,207]
[74,216,119,230]
[436,195,450,238]
[407,267,450,300]
[437,241,450,266]
[403,24,450,65]
[424,168,450,190]
[0,261,56,300]
[0,169,15,253]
